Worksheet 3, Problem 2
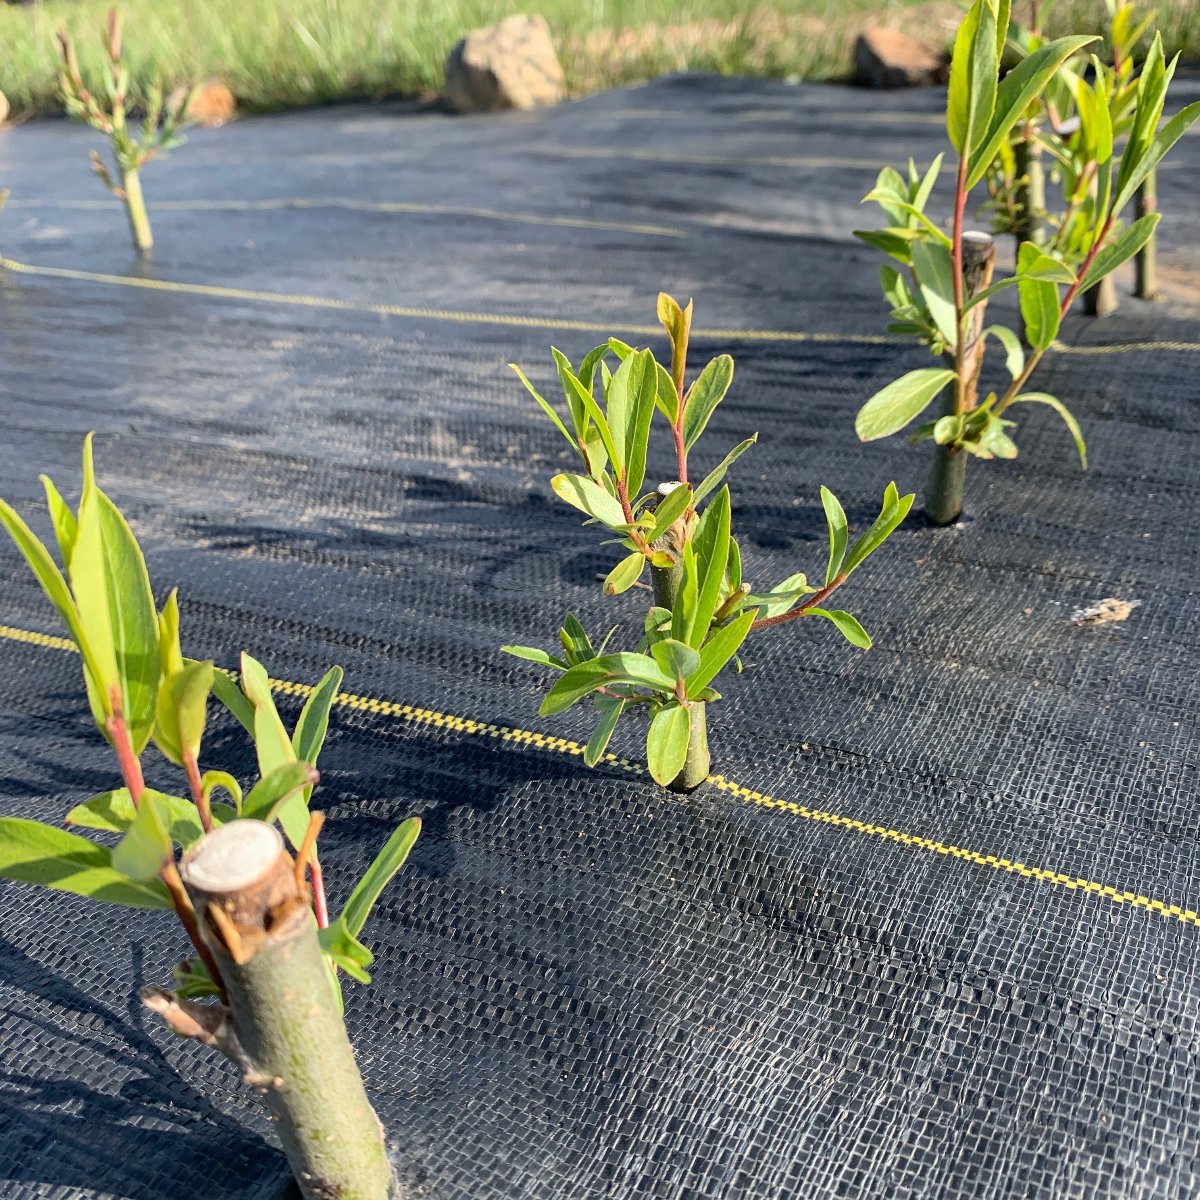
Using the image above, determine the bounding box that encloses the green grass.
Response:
[1,0,1197,118]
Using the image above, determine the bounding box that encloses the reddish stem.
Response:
[749,573,848,632]
[309,860,330,929]
[950,152,970,414]
[673,421,689,486]
[182,751,213,833]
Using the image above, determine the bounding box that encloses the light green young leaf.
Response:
[646,703,692,787]
[292,666,343,766]
[620,349,659,497]
[646,481,693,545]
[158,590,184,677]
[501,644,569,671]
[319,920,374,984]
[153,659,213,767]
[911,240,958,347]
[654,361,680,425]
[855,368,956,442]
[242,761,319,827]
[583,696,625,767]
[0,816,172,909]
[983,325,1026,379]
[210,667,255,736]
[746,573,813,619]
[682,355,735,450]
[550,347,590,439]
[844,483,916,574]
[671,542,701,646]
[1112,100,1200,225]
[820,486,848,585]
[947,0,997,156]
[112,790,174,881]
[685,610,755,696]
[693,435,757,505]
[559,613,596,665]
[603,551,645,596]
[202,769,243,814]
[510,363,574,449]
[690,487,731,647]
[657,292,693,398]
[807,608,872,649]
[551,473,627,529]
[651,638,701,683]
[1016,242,1061,351]
[340,816,421,937]
[40,475,78,566]
[68,786,221,848]
[1079,213,1161,291]
[1011,392,1087,468]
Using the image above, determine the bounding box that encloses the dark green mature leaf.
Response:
[855,368,956,442]
[671,543,701,646]
[1011,393,1087,468]
[651,638,701,683]
[501,644,569,671]
[690,487,731,646]
[693,435,757,505]
[292,666,343,766]
[685,610,755,696]
[242,761,319,826]
[510,363,574,448]
[111,791,173,881]
[844,483,915,574]
[583,695,625,767]
[808,608,872,649]
[821,486,848,585]
[551,473,627,528]
[0,816,172,909]
[1080,213,1161,291]
[682,355,734,450]
[966,35,1098,188]
[947,0,997,156]
[911,240,958,348]
[1016,242,1061,351]
[603,551,645,596]
[340,816,421,937]
[617,349,659,496]
[646,703,691,786]
[540,653,675,715]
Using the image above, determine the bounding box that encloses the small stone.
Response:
[853,25,949,89]
[178,78,237,126]
[443,13,566,114]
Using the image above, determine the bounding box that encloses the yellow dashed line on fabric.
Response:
[2,257,1196,354]
[3,198,687,239]
[2,620,1195,930]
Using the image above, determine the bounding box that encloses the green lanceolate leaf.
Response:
[551,473,627,529]
[153,659,213,767]
[242,761,319,827]
[0,816,172,909]
[40,475,78,565]
[292,665,343,766]
[69,483,161,752]
[158,590,184,676]
[682,355,734,450]
[1079,213,1161,291]
[1016,242,1061,351]
[746,573,813,619]
[690,486,731,646]
[807,608,872,649]
[501,644,569,671]
[583,695,625,767]
[820,486,848,585]
[671,542,701,646]
[646,703,692,786]
[1010,392,1087,468]
[966,35,1098,188]
[604,551,645,596]
[69,786,219,849]
[946,0,997,156]
[654,361,680,425]
[510,363,574,449]
[685,609,755,696]
[911,239,958,347]
[604,348,655,488]
[210,667,255,736]
[855,368,956,442]
[693,435,757,505]
[340,816,421,937]
[559,613,596,665]
[983,325,1026,380]
[111,790,174,881]
[540,653,675,716]
[646,481,693,545]
[550,348,591,439]
[844,483,915,574]
[319,920,374,985]
[1112,99,1200,216]
[651,638,701,683]
[617,349,659,495]
[202,769,242,813]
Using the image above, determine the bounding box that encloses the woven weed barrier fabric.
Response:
[1,75,1199,1200]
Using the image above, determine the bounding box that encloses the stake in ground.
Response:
[505,294,912,792]
[853,0,1200,526]
[0,438,417,1200]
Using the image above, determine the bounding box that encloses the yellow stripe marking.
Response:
[1,620,1195,930]
[2,257,1196,354]
[3,197,686,239]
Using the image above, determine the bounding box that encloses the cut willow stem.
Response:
[650,483,708,793]
[1013,124,1045,247]
[121,165,153,254]
[1082,273,1118,317]
[926,231,995,527]
[175,821,401,1200]
[1135,167,1158,300]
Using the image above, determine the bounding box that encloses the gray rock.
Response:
[443,13,566,114]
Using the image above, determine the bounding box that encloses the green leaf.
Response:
[690,487,730,647]
[947,0,997,156]
[583,696,625,767]
[551,473,627,528]
[855,368,956,442]
[69,485,161,752]
[651,638,701,682]
[0,816,172,909]
[540,653,675,716]
[654,361,680,425]
[844,482,916,574]
[686,610,755,696]
[550,347,590,439]
[112,790,174,881]
[158,590,184,677]
[1011,392,1087,468]
[693,435,757,505]
[646,703,692,787]
[746,573,813,619]
[319,920,374,985]
[682,355,734,450]
[153,659,213,767]
[854,228,919,264]
[559,613,596,665]
[292,666,343,766]
[620,350,659,496]
[501,644,569,671]
[657,292,693,397]
[510,363,574,449]
[646,481,693,546]
[1079,213,1162,291]
[67,786,219,848]
[242,761,319,827]
[201,770,242,814]
[603,551,645,596]
[671,542,701,646]
[210,667,255,736]
[40,474,78,566]
[1113,99,1200,219]
[983,324,1026,379]
[807,608,872,649]
[911,240,958,348]
[605,348,654,486]
[820,486,848,585]
[1016,242,1061,351]
[966,35,1098,188]
[340,816,421,937]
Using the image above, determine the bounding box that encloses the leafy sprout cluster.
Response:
[0,438,419,1008]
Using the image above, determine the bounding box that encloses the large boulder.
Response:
[443,14,566,114]
[853,25,948,88]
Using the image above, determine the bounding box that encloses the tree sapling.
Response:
[504,294,913,792]
[854,0,1199,525]
[56,8,194,254]
[0,437,417,1200]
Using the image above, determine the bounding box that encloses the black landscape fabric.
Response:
[1,75,1200,1200]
